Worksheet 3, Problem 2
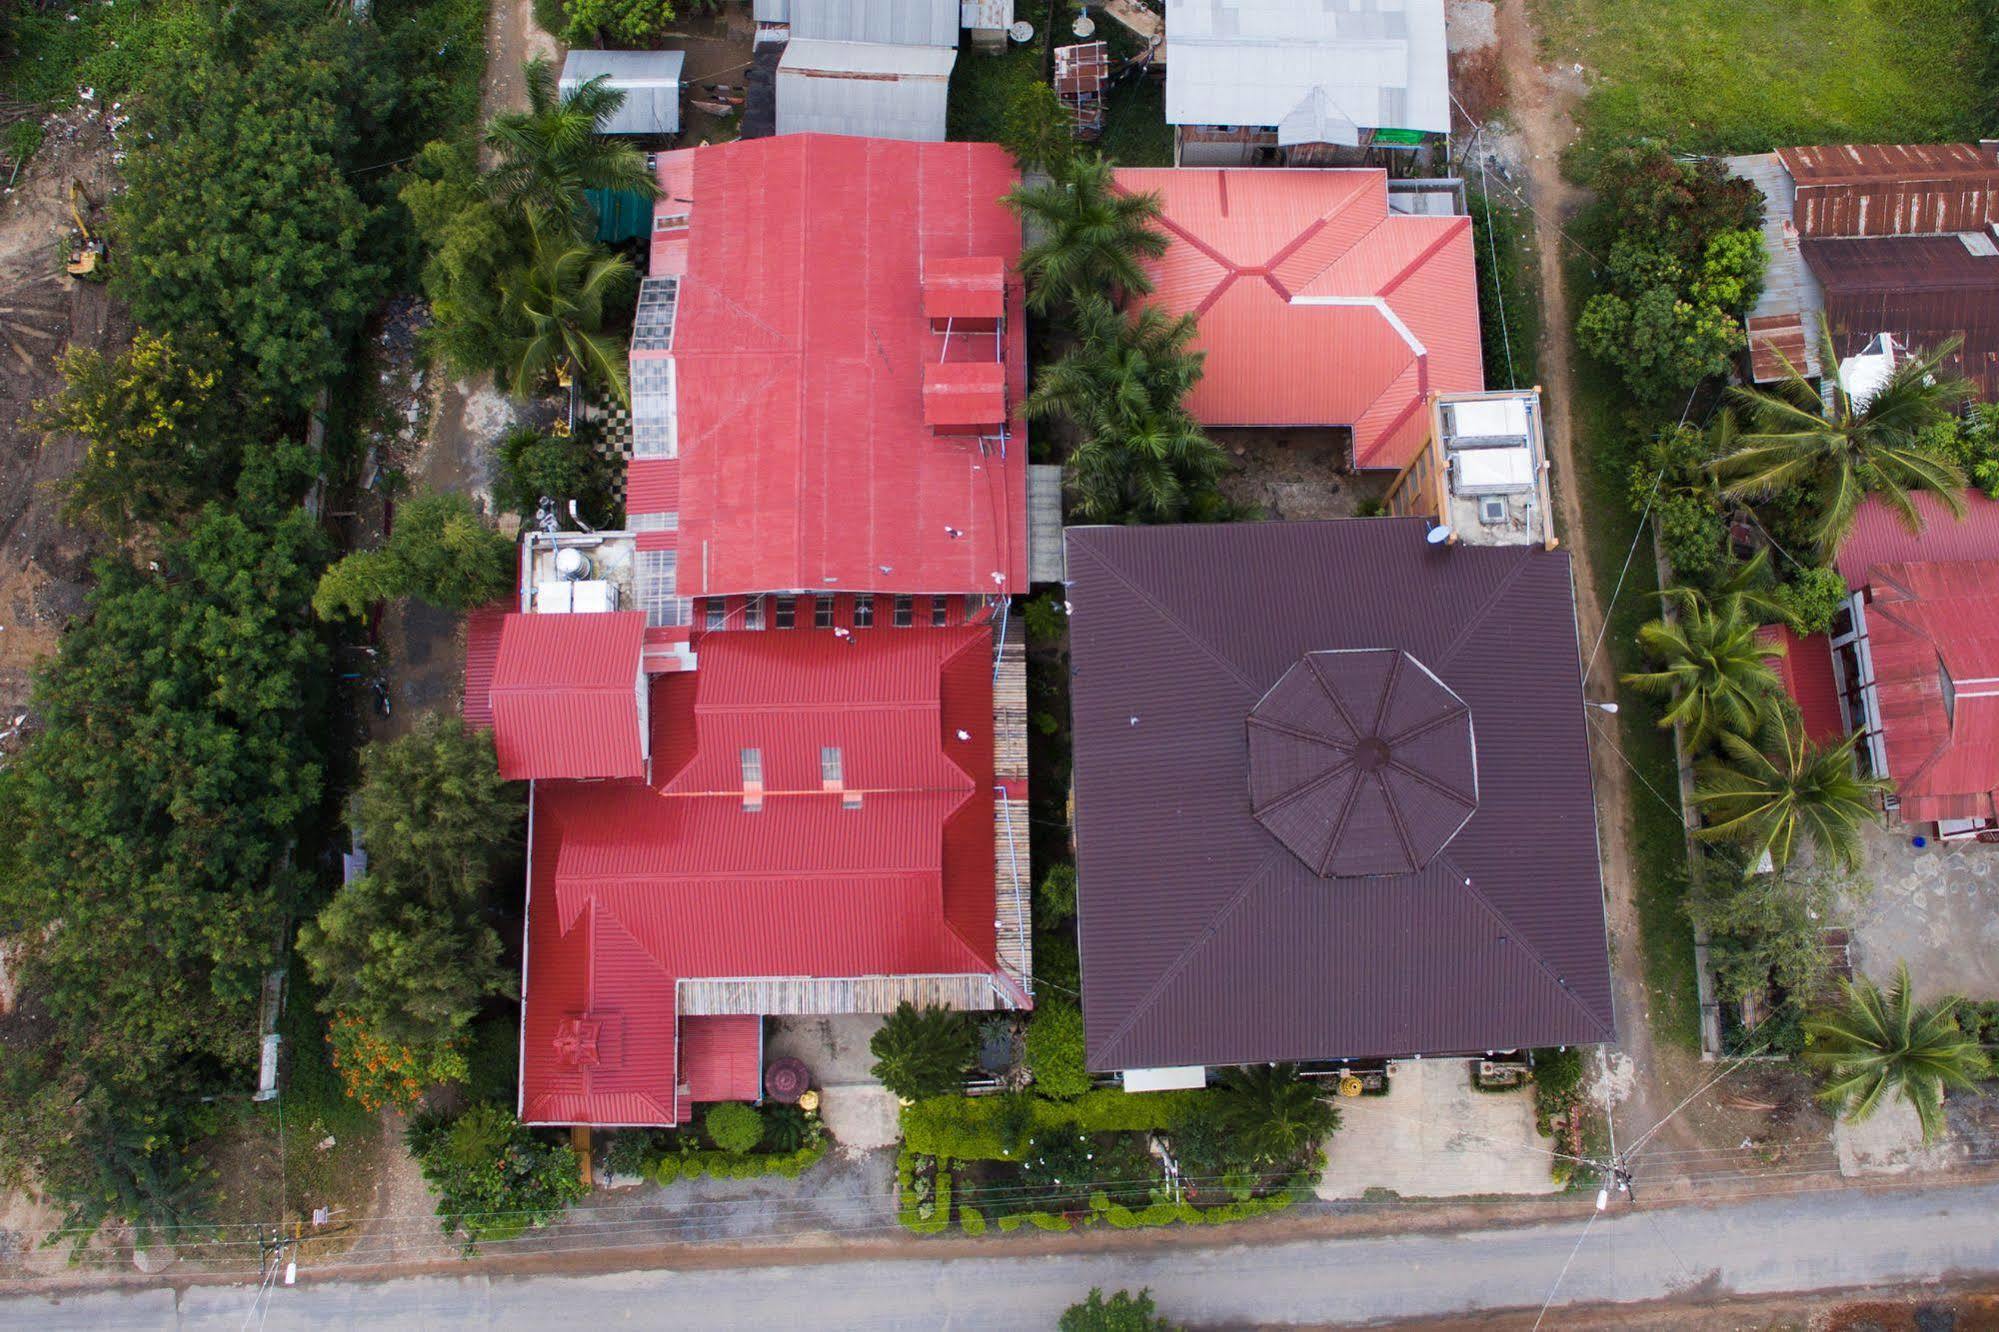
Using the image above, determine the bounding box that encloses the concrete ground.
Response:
[1851,825,1999,1002]
[1834,1097,1958,1178]
[1315,1060,1563,1200]
[762,1015,900,1153]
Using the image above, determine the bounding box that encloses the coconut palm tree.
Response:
[1026,293,1224,521]
[484,57,661,235]
[1212,1064,1341,1168]
[1621,588,1783,748]
[499,215,637,405]
[1805,962,1991,1143]
[1692,716,1888,871]
[1005,154,1169,314]
[1711,335,1972,557]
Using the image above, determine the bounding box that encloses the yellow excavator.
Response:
[66,180,107,280]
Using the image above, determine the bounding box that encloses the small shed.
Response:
[776,39,956,142]
[560,49,686,137]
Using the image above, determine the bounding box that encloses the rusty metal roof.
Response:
[1777,143,1999,238]
[1065,520,1614,1071]
[1805,235,1999,400]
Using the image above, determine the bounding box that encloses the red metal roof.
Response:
[923,361,1007,430]
[489,613,647,782]
[1863,561,1999,822]
[1760,624,1848,746]
[1114,167,1484,471]
[630,136,1029,599]
[1836,491,1999,589]
[462,606,509,732]
[520,626,998,1126]
[923,255,1007,322]
[680,1015,763,1105]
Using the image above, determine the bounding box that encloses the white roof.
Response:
[1121,1065,1209,1091]
[1448,396,1529,440]
[1452,446,1537,495]
[560,50,685,135]
[766,0,960,46]
[776,39,955,141]
[1163,0,1449,140]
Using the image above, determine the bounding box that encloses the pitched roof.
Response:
[1163,0,1449,140]
[559,50,685,135]
[775,40,956,142]
[489,613,647,781]
[1116,167,1482,470]
[1777,143,1999,237]
[628,136,1028,602]
[1804,234,1999,400]
[1836,491,1999,589]
[1064,520,1613,1071]
[520,626,998,1125]
[1862,560,1999,823]
[1760,624,1849,748]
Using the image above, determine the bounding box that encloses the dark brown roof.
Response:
[1804,235,1999,400]
[1779,143,1999,238]
[1066,520,1614,1071]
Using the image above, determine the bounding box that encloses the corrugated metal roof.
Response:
[520,626,1000,1125]
[787,0,959,47]
[489,612,647,781]
[1163,0,1449,138]
[776,40,955,141]
[462,606,509,732]
[560,50,685,136]
[679,1015,763,1104]
[1064,520,1613,1071]
[636,136,1029,598]
[1805,234,1999,400]
[1864,561,1999,823]
[1117,167,1482,470]
[923,255,1007,321]
[1725,152,1824,382]
[1777,143,1999,239]
[1838,491,1999,588]
[922,361,1006,429]
[1760,624,1848,747]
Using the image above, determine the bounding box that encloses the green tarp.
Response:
[587,188,653,245]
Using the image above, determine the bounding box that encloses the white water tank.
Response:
[553,547,594,581]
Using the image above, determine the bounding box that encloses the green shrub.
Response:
[902,1088,1206,1159]
[1631,423,1729,587]
[493,425,620,525]
[1773,566,1848,635]
[406,1104,587,1246]
[560,0,674,46]
[959,1203,987,1235]
[704,1101,764,1154]
[870,1002,977,1101]
[896,1149,953,1234]
[1025,1001,1092,1099]
[1037,862,1078,926]
[645,1142,826,1186]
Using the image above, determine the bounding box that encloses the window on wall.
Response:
[775,594,796,629]
[814,595,834,629]
[893,594,913,628]
[931,595,949,627]
[637,550,689,628]
[820,746,843,788]
[740,747,763,812]
[744,595,765,630]
[705,598,726,631]
[853,594,874,628]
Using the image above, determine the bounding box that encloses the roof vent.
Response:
[553,1015,603,1068]
[923,256,1006,330]
[1246,649,1478,877]
[1479,495,1507,526]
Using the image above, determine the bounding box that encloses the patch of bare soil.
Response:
[0,105,124,732]
[671,7,759,146]
[1213,428,1387,521]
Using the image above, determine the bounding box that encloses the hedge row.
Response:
[899,1088,1207,1159]
[905,1167,1311,1236]
[896,1148,952,1234]
[647,1142,827,1186]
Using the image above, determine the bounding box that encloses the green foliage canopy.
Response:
[1060,1288,1177,1332]
[1806,962,1991,1143]
[869,1002,976,1101]
[703,1102,766,1155]
[1025,1001,1092,1100]
[314,491,516,619]
[1006,155,1169,314]
[408,1105,589,1244]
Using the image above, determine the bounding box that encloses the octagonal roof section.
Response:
[1247,648,1477,877]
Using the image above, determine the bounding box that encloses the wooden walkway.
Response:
[992,610,1033,1003]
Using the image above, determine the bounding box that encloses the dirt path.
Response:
[1488,0,1703,1166]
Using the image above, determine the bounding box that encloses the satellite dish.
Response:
[1426,525,1454,545]
[1072,13,1095,35]
[1008,19,1034,42]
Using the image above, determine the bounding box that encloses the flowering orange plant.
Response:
[328,1011,469,1112]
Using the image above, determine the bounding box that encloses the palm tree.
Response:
[1213,1064,1341,1168]
[1621,588,1783,748]
[483,57,661,235]
[868,1002,975,1102]
[1805,962,1990,1142]
[1712,335,1972,557]
[1692,716,1888,871]
[499,215,637,405]
[1027,293,1224,521]
[1005,154,1169,313]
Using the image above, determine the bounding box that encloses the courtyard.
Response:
[1852,823,1999,1004]
[1315,1060,1564,1201]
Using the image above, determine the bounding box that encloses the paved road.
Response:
[16,1182,1999,1329]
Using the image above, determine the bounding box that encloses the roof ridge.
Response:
[1435,850,1615,1040]
[1427,551,1537,670]
[1092,846,1291,1065]
[1069,537,1262,695]
[1262,175,1381,287]
[1377,215,1472,300]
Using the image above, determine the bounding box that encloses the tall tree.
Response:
[1027,293,1224,521]
[483,56,661,234]
[1806,962,1991,1142]
[314,491,516,619]
[1621,588,1783,748]
[1713,336,1972,556]
[1005,155,1168,314]
[1693,718,1889,872]
[869,1003,975,1101]
[402,140,534,383]
[1211,1064,1341,1168]
[354,713,521,901]
[498,214,638,404]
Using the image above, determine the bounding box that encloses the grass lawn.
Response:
[1558,263,1703,1052]
[1098,76,1172,166]
[948,43,1044,144]
[1532,0,1984,158]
